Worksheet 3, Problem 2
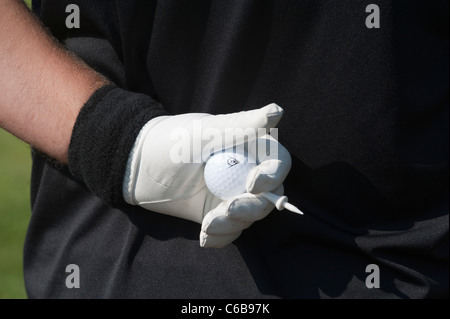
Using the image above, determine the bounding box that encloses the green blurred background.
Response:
[0,0,33,299]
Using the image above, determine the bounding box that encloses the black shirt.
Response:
[25,0,449,298]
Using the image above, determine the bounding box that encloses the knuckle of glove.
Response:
[200,231,242,248]
[202,207,253,235]
[246,159,289,194]
[226,194,275,222]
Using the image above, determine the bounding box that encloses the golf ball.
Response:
[204,150,257,200]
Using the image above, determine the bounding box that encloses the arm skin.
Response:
[0,0,109,163]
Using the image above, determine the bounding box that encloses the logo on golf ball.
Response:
[227,157,240,167]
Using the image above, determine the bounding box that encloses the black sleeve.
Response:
[68,85,167,207]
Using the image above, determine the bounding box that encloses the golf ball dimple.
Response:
[204,150,257,200]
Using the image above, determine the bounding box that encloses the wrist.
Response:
[123,115,169,204]
[68,85,167,207]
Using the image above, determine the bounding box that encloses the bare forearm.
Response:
[0,0,108,162]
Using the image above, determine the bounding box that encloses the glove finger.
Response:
[227,185,284,221]
[202,202,254,236]
[200,230,242,248]
[207,103,284,130]
[199,185,283,247]
[246,136,292,194]
[246,159,291,194]
[200,104,284,156]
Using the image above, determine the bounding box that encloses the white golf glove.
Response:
[123,104,292,248]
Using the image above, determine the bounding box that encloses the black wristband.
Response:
[68,85,167,207]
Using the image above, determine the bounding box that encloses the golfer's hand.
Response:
[123,104,292,247]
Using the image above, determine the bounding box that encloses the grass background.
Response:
[0,0,33,299]
[0,131,31,299]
